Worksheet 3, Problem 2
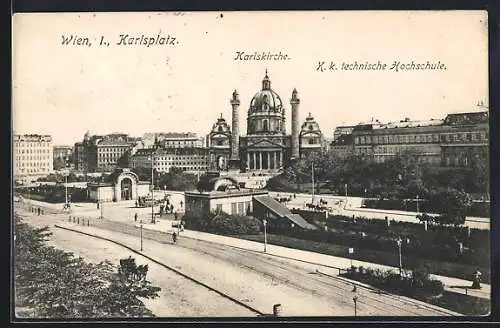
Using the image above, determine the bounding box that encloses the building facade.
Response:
[13,134,53,183]
[206,115,232,171]
[331,110,489,167]
[143,132,204,149]
[130,147,210,174]
[73,132,138,173]
[299,113,324,158]
[53,146,73,162]
[87,168,151,202]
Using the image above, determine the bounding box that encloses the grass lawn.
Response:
[238,233,490,284]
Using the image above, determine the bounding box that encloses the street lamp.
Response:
[263,219,268,253]
[416,195,420,214]
[396,237,403,276]
[140,220,143,251]
[344,183,348,209]
[149,154,155,224]
[353,295,358,317]
[65,172,69,206]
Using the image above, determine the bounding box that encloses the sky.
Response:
[12,11,488,146]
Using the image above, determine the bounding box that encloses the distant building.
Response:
[299,112,324,158]
[207,70,325,173]
[130,147,210,174]
[206,114,232,171]
[142,132,204,149]
[333,125,356,141]
[330,134,355,160]
[53,145,73,169]
[53,145,73,161]
[333,109,489,167]
[184,174,316,230]
[87,168,150,202]
[13,134,53,183]
[73,132,138,173]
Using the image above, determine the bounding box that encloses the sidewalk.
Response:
[135,219,490,300]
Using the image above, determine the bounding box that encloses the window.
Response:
[231,203,237,215]
[238,202,245,215]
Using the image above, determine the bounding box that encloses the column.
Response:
[247,152,250,170]
[273,152,277,170]
[278,151,282,168]
[266,151,270,170]
[253,152,257,170]
[259,152,262,170]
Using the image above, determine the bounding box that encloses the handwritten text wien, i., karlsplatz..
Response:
[61,31,180,48]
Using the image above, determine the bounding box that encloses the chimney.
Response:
[290,88,300,160]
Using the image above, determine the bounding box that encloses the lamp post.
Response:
[65,173,68,205]
[396,237,403,276]
[263,219,267,253]
[140,220,143,251]
[416,195,420,214]
[149,154,155,224]
[344,183,348,209]
[100,201,103,219]
[353,295,358,317]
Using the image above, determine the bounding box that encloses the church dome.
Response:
[210,114,231,134]
[249,70,283,114]
[300,113,322,134]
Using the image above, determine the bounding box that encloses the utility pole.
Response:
[150,153,155,224]
[140,221,143,251]
[263,219,268,253]
[344,183,348,209]
[311,162,315,204]
[65,173,68,205]
[396,237,403,276]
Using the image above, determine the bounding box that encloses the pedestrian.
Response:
[135,200,138,208]
[472,270,482,289]
[134,213,138,222]
[97,202,100,209]
[174,211,178,220]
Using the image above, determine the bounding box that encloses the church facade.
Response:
[207,71,324,173]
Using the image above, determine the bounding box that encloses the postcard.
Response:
[12,11,490,319]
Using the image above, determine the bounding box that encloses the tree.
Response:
[430,189,472,226]
[14,216,161,318]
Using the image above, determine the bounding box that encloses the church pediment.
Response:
[247,138,284,148]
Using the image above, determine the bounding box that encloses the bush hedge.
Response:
[273,213,490,268]
[17,186,89,203]
[343,265,444,299]
[184,211,261,236]
[363,199,490,218]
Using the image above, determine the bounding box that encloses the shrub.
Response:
[209,212,261,235]
[342,265,445,299]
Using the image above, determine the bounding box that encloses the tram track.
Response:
[81,220,458,316]
[54,224,264,317]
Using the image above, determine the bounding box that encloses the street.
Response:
[17,204,460,317]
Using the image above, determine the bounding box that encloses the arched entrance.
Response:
[121,177,133,200]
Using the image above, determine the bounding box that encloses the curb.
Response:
[54,223,265,317]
